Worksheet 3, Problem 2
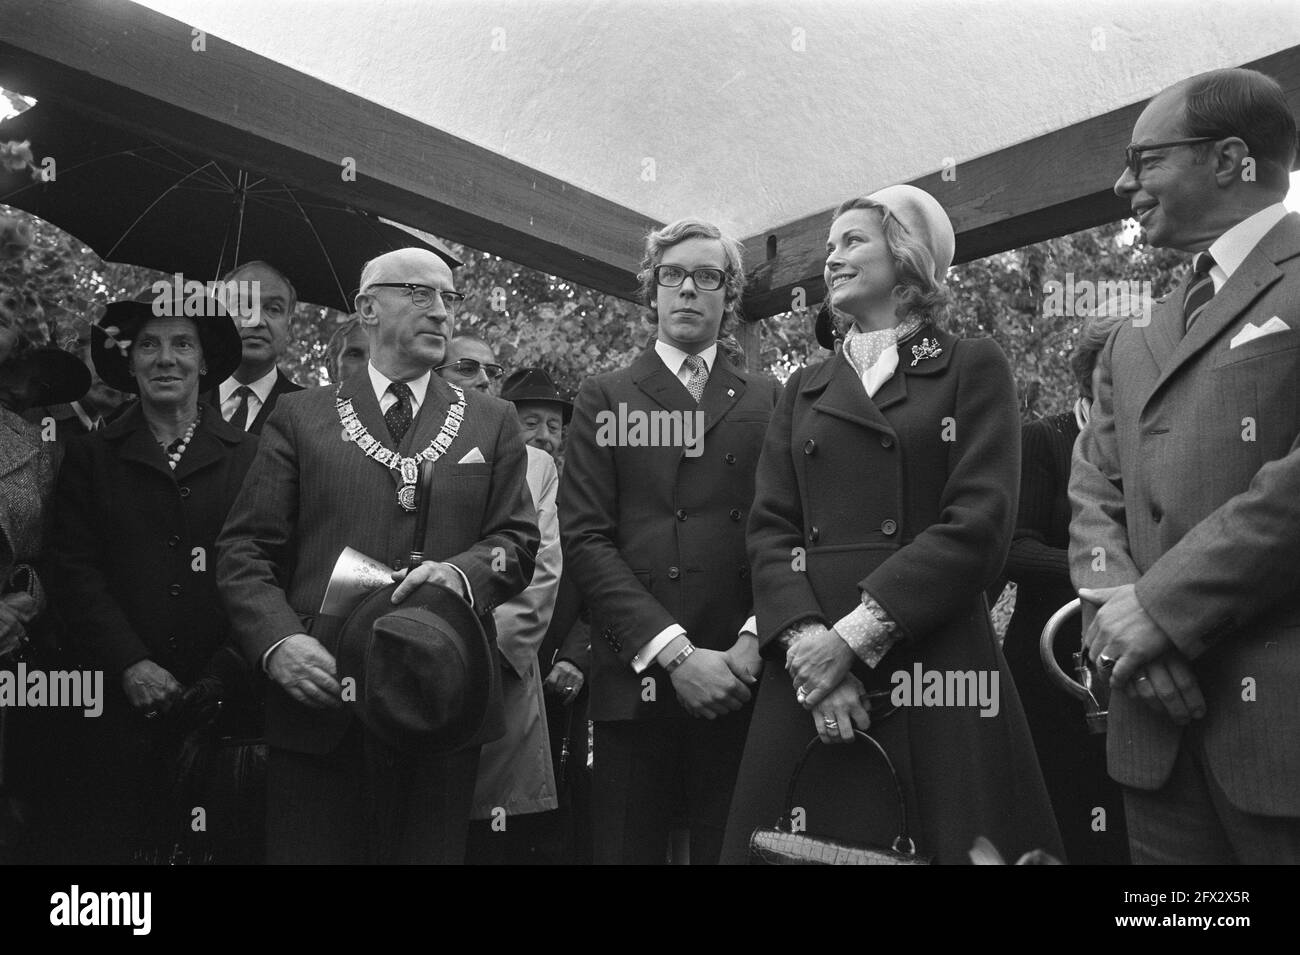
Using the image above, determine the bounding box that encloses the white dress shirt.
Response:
[631,340,758,674]
[218,366,279,430]
[1203,202,1288,292]
[368,363,431,417]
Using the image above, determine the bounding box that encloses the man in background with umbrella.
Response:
[207,260,304,435]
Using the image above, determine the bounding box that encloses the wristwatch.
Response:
[662,641,696,674]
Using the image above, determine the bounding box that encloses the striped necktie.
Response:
[1183,252,1216,335]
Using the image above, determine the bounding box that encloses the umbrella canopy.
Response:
[0,100,461,312]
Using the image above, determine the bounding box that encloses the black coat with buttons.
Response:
[722,326,1064,864]
[559,347,782,721]
[47,401,258,697]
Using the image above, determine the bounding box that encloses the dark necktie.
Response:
[1183,252,1216,335]
[683,354,708,404]
[385,381,414,444]
[228,385,254,431]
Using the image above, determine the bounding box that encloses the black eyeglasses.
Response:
[654,265,728,291]
[435,358,505,380]
[1124,138,1219,176]
[364,283,465,308]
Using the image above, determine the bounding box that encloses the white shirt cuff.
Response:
[445,562,474,608]
[261,635,292,674]
[832,594,900,669]
[739,616,758,639]
[633,625,686,673]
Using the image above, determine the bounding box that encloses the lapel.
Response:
[631,347,697,416]
[1140,280,1185,375]
[698,353,747,436]
[403,373,454,458]
[336,369,402,487]
[802,323,955,434]
[102,402,175,481]
[173,408,244,482]
[0,411,37,481]
[1141,214,1300,415]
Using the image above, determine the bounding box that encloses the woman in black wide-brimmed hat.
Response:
[46,290,259,863]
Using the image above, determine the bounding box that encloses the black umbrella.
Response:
[0,101,460,312]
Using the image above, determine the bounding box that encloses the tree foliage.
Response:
[5,157,1189,426]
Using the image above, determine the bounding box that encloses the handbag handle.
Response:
[409,459,436,567]
[780,730,916,855]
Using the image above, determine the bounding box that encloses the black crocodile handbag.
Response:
[749,730,931,865]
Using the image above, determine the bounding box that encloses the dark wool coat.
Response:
[48,401,258,689]
[721,327,1063,864]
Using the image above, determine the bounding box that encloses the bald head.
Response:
[355,247,458,381]
[358,248,453,293]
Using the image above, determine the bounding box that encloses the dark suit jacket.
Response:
[216,372,539,754]
[205,368,303,435]
[1070,212,1300,815]
[558,347,781,721]
[47,402,259,689]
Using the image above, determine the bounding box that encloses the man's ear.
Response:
[1213,137,1251,187]
[354,292,380,325]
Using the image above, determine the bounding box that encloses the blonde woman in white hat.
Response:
[723,186,1062,864]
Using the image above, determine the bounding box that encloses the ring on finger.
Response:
[823,718,839,729]
[1098,654,1116,669]
[796,687,807,703]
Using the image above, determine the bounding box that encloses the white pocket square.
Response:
[457,448,485,464]
[1230,316,1290,349]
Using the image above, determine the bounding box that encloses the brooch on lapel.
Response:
[910,338,942,367]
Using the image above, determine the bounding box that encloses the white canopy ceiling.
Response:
[134,0,1300,239]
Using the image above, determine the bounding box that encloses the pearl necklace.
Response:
[157,409,201,471]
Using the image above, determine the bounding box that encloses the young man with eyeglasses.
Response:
[1070,67,1300,864]
[218,247,538,864]
[559,218,782,864]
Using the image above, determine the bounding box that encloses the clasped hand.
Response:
[671,634,761,719]
[786,624,855,709]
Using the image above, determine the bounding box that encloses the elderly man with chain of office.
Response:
[218,248,538,864]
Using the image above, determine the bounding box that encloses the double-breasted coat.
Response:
[721,326,1063,864]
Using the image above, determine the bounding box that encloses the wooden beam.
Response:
[741,45,1300,320]
[0,0,659,299]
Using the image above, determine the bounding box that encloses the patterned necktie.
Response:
[227,385,254,431]
[1183,252,1216,335]
[385,381,414,444]
[683,354,708,404]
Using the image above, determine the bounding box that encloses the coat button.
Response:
[1152,508,1162,523]
[880,434,894,448]
[809,526,820,543]
[676,508,687,521]
[167,534,180,547]
[730,508,742,521]
[803,439,816,455]
[739,564,750,580]
[724,453,737,465]
[668,566,681,580]
[167,635,179,651]
[881,520,898,536]
[178,486,191,499]
[168,584,182,596]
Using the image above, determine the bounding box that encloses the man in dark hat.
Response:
[217,247,538,864]
[206,260,304,435]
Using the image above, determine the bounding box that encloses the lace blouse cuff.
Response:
[832,594,901,668]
